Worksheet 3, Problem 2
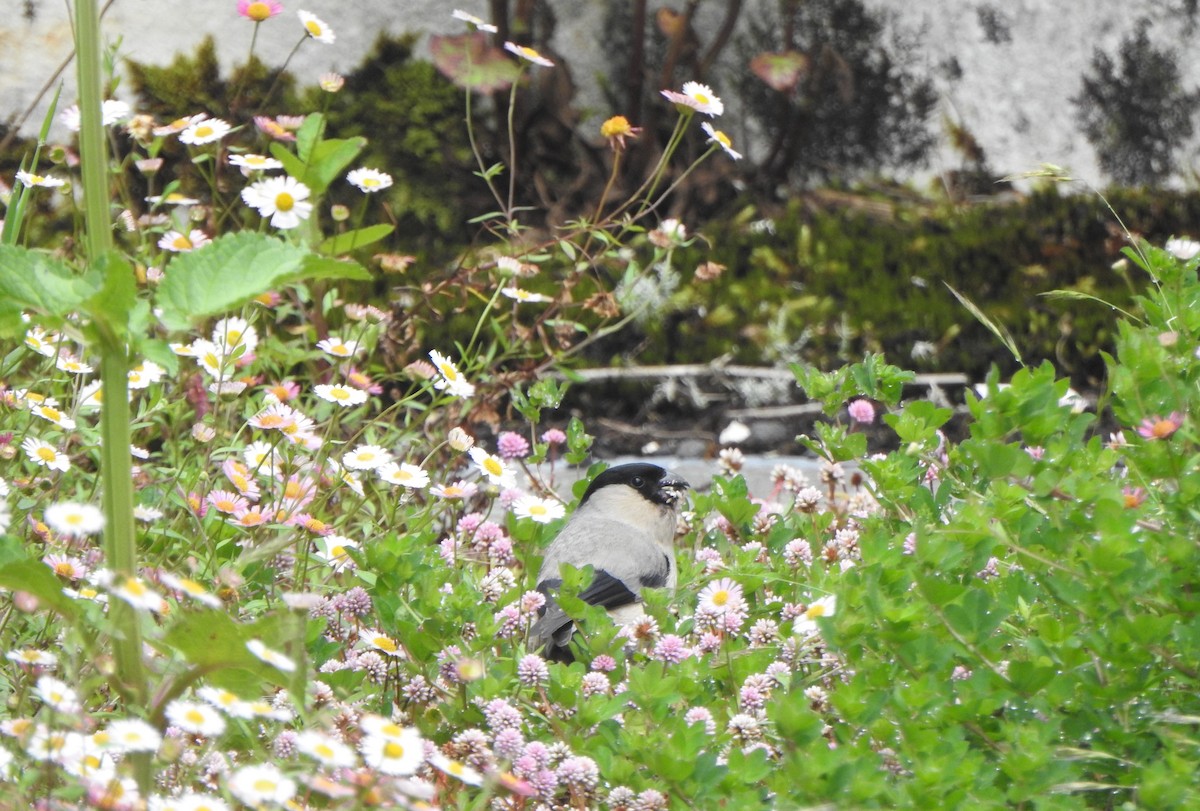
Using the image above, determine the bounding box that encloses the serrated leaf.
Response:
[430,33,522,92]
[317,224,394,256]
[156,233,307,329]
[749,50,810,93]
[158,609,298,692]
[0,246,102,329]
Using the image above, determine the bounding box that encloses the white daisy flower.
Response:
[241,175,312,230]
[377,462,430,489]
[347,167,394,193]
[246,639,297,672]
[178,118,232,146]
[44,502,105,537]
[297,10,335,43]
[314,383,368,407]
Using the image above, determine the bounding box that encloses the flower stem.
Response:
[505,68,525,220]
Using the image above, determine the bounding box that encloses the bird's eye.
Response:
[630,476,645,488]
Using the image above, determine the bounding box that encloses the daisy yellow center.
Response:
[439,363,459,381]
[807,604,828,619]
[1151,419,1176,437]
[520,46,539,59]
[181,579,205,594]
[600,116,632,138]
[712,130,732,148]
[172,235,193,249]
[28,174,45,184]
[349,372,369,386]
[712,590,729,607]
[315,743,334,758]
[55,562,75,576]
[169,119,188,130]
[449,761,466,775]
[185,708,205,724]
[41,407,63,421]
[247,1,272,21]
[330,387,351,400]
[215,498,235,511]
[259,415,285,427]
[65,514,84,526]
[124,579,146,596]
[529,504,548,515]
[384,741,406,758]
[693,92,710,104]
[275,192,295,212]
[305,20,323,36]
[284,481,303,498]
[194,125,214,138]
[253,778,277,792]
[484,458,503,476]
[362,177,381,188]
[443,486,463,497]
[373,636,398,653]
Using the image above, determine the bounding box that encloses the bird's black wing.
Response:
[529,569,642,662]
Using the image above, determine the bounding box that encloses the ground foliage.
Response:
[1,4,1200,810]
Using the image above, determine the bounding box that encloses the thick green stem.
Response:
[75,0,112,261]
[76,0,149,784]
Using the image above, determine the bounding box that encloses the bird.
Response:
[529,462,689,662]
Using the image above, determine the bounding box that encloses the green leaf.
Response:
[302,137,368,195]
[268,142,308,183]
[430,33,522,92]
[295,113,326,164]
[291,254,372,283]
[317,224,394,256]
[0,559,78,619]
[0,246,102,332]
[158,610,299,692]
[84,251,137,344]
[156,233,308,328]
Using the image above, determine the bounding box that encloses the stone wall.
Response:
[2,0,1197,188]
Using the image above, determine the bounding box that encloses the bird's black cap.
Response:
[579,462,689,507]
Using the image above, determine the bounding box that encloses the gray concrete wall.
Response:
[2,1,1198,189]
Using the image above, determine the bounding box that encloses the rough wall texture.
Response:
[2,0,1197,188]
